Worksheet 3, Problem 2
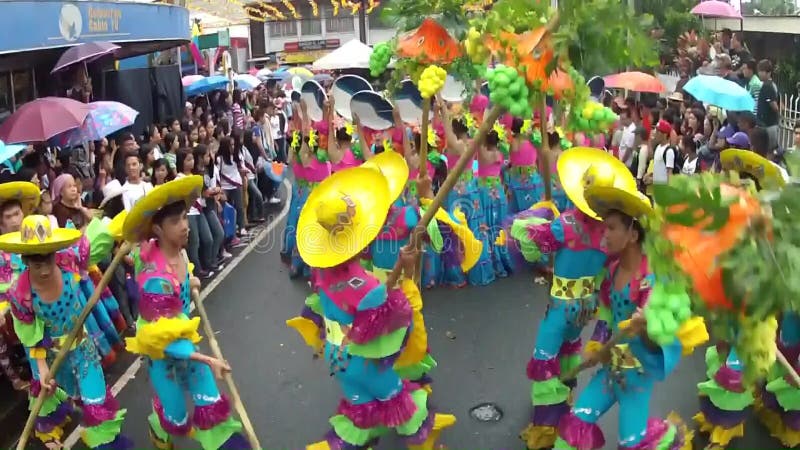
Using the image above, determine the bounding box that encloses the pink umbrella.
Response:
[182,75,205,87]
[690,1,742,19]
[52,42,120,73]
[0,97,90,144]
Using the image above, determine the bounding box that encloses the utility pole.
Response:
[358,0,367,43]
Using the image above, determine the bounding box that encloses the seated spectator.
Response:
[151,158,175,186]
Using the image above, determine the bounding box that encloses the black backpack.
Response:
[662,145,683,175]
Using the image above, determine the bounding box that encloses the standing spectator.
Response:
[740,60,762,109]
[176,148,214,278]
[234,130,265,223]
[271,98,289,163]
[617,109,637,170]
[645,120,678,188]
[163,132,179,170]
[150,158,174,186]
[217,137,247,237]
[138,144,156,178]
[729,32,751,72]
[679,135,701,175]
[634,126,651,186]
[145,124,164,159]
[231,89,246,131]
[756,59,780,152]
[121,153,153,211]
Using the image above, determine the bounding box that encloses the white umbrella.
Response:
[234,74,263,91]
[256,68,273,80]
[312,39,373,71]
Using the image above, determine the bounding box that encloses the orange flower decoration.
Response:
[396,18,462,64]
[664,184,763,311]
[544,69,574,100]
[486,26,555,88]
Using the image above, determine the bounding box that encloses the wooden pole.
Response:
[192,288,261,449]
[386,105,504,288]
[539,98,553,201]
[16,241,133,450]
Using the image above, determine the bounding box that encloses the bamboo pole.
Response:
[192,288,261,449]
[539,98,553,202]
[386,105,505,288]
[16,241,133,450]
[414,97,433,286]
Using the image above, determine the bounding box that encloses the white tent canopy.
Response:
[312,39,373,71]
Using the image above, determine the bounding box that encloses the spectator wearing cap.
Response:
[727,131,750,150]
[756,59,780,151]
[644,119,678,188]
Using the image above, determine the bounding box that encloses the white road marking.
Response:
[56,179,291,449]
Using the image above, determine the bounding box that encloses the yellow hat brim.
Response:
[431,206,483,272]
[298,167,391,268]
[720,149,786,188]
[585,185,652,219]
[0,182,41,216]
[557,147,638,220]
[122,176,203,243]
[361,150,409,203]
[108,210,127,241]
[0,228,81,255]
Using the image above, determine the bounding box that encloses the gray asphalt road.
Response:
[68,219,783,450]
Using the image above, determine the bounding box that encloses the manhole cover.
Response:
[469,403,503,422]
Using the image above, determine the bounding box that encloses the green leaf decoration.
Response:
[652,174,730,231]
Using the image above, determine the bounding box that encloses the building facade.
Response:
[248,2,394,65]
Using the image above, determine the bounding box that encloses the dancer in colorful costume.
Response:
[437,100,482,287]
[507,117,544,213]
[122,176,250,450]
[0,182,40,392]
[296,166,455,450]
[693,149,788,449]
[554,184,700,450]
[2,214,131,449]
[282,100,333,279]
[757,311,800,447]
[514,148,638,449]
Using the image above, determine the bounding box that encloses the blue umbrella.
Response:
[52,101,139,147]
[683,75,755,111]
[185,75,230,97]
[0,140,26,164]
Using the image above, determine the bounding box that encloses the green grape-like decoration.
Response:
[486,65,531,117]
[464,27,490,65]
[644,282,692,346]
[418,65,447,99]
[369,42,394,77]
[736,315,778,386]
[568,101,617,134]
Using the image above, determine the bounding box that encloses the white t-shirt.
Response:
[175,173,201,215]
[652,143,675,184]
[618,123,637,167]
[217,156,242,190]
[240,149,257,181]
[122,180,153,211]
[681,156,699,175]
[636,144,650,180]
[269,114,282,140]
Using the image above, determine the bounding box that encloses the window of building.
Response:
[270,20,297,38]
[0,72,10,122]
[324,6,354,33]
[297,4,323,36]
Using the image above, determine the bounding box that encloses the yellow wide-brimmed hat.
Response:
[361,150,410,203]
[298,167,391,268]
[0,182,40,215]
[122,176,203,243]
[720,148,786,189]
[557,147,638,220]
[585,185,653,219]
[108,210,127,241]
[0,215,81,255]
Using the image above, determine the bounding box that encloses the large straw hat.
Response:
[0,215,81,255]
[720,148,786,189]
[361,150,409,203]
[297,167,391,268]
[557,147,638,220]
[585,185,653,219]
[0,182,40,215]
[122,176,203,242]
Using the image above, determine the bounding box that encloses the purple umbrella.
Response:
[52,101,139,147]
[0,97,90,144]
[52,42,120,73]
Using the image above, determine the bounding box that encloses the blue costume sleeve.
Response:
[404,207,420,230]
[164,339,196,359]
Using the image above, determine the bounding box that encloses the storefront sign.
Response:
[284,39,340,52]
[0,1,190,55]
[279,50,331,64]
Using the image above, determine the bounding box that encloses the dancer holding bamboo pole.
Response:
[121,175,256,450]
[5,214,134,450]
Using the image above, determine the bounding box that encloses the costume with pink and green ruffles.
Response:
[127,240,249,450]
[311,259,434,448]
[8,236,131,449]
